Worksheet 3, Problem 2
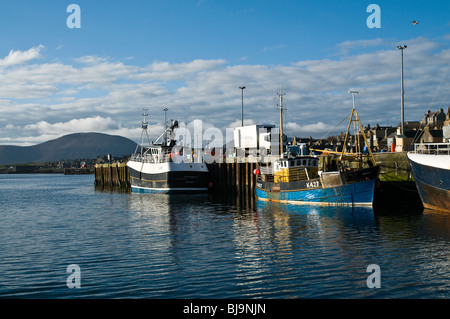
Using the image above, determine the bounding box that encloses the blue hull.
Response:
[256,166,379,206]
[256,178,376,206]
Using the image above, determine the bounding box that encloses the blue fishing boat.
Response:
[256,93,380,206]
[255,157,379,206]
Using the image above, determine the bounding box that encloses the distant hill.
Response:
[0,133,138,165]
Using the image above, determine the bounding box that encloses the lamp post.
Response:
[397,45,407,136]
[239,86,246,127]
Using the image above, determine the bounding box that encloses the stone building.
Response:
[420,108,447,129]
[420,126,443,143]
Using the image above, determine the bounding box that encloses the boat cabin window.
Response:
[279,158,317,169]
[285,158,318,168]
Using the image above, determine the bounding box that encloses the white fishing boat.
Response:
[127,109,209,194]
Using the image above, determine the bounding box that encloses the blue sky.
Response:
[1,0,450,145]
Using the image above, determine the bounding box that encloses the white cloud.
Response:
[24,116,119,134]
[17,116,144,146]
[75,55,110,64]
[132,59,226,81]
[260,44,287,53]
[0,84,57,99]
[0,45,44,67]
[337,38,385,55]
[284,122,334,137]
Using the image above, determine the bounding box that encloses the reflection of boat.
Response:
[127,109,209,194]
[407,143,450,213]
[256,92,379,206]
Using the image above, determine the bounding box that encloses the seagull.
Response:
[411,20,419,25]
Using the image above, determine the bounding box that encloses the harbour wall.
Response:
[94,162,130,189]
[94,160,259,194]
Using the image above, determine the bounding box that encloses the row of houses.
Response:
[296,107,450,153]
[392,107,450,151]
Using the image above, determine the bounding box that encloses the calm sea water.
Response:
[0,174,449,299]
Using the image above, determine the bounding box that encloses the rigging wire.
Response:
[428,60,450,109]
[283,104,352,141]
[318,110,352,140]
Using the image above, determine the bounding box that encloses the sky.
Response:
[1,0,450,146]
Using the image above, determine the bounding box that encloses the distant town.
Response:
[0,155,129,175]
[305,107,450,154]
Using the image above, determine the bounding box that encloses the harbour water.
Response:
[0,174,449,299]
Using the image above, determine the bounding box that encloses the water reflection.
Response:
[123,191,450,298]
[254,200,450,298]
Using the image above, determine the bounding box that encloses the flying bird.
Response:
[411,20,419,25]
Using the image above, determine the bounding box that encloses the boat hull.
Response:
[407,153,450,213]
[127,160,210,194]
[256,166,379,206]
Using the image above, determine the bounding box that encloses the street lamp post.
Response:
[239,86,246,127]
[397,45,407,136]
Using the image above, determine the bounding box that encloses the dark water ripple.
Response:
[0,174,449,298]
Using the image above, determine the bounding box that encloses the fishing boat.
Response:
[255,91,380,206]
[407,142,450,212]
[127,109,210,194]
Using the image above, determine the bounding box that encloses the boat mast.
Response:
[340,92,377,166]
[135,108,151,158]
